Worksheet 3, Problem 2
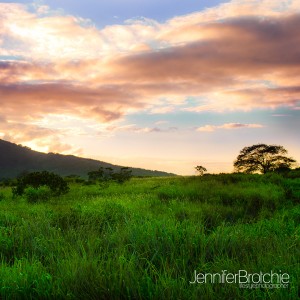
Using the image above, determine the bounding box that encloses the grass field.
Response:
[0,174,299,299]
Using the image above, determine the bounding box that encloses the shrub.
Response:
[282,178,300,202]
[0,193,5,201]
[12,171,69,198]
[24,186,52,203]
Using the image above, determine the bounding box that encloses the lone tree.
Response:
[234,144,296,174]
[195,165,207,176]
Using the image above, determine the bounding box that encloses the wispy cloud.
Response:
[196,123,263,132]
[155,120,169,125]
[272,114,290,117]
[105,124,178,134]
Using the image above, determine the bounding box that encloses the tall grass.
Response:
[0,174,299,299]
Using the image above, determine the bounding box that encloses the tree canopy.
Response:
[195,165,207,176]
[234,144,296,174]
[88,167,132,184]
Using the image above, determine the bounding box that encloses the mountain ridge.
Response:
[0,139,176,179]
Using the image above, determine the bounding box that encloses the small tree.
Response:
[87,166,132,185]
[112,167,132,184]
[88,167,105,182]
[234,144,296,174]
[195,165,207,176]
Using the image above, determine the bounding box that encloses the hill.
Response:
[0,139,176,179]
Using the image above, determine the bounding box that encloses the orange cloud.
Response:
[0,82,144,121]
[0,119,83,155]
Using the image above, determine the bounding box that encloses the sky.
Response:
[1,0,300,175]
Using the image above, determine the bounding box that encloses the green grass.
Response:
[0,174,299,299]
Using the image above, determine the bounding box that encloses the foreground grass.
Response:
[0,174,299,299]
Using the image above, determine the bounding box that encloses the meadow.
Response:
[0,173,299,299]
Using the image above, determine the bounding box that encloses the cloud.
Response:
[0,115,83,155]
[0,4,104,60]
[0,122,56,142]
[105,124,178,134]
[149,106,175,114]
[112,14,300,110]
[0,4,160,60]
[148,127,178,133]
[35,136,83,155]
[2,1,299,61]
[1,0,300,150]
[197,123,263,132]
[155,120,169,125]
[0,82,144,122]
[0,115,6,123]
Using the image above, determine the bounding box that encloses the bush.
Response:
[12,171,69,198]
[25,186,52,203]
[282,178,300,202]
[0,193,5,201]
[285,168,300,179]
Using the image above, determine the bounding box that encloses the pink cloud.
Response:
[2,8,300,119]
[105,124,178,134]
[0,82,144,122]
[1,1,300,150]
[197,123,263,132]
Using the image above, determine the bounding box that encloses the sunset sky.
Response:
[1,0,300,175]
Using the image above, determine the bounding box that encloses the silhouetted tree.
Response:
[112,167,132,183]
[88,167,105,182]
[104,167,114,180]
[88,167,132,184]
[195,165,207,176]
[234,144,296,174]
